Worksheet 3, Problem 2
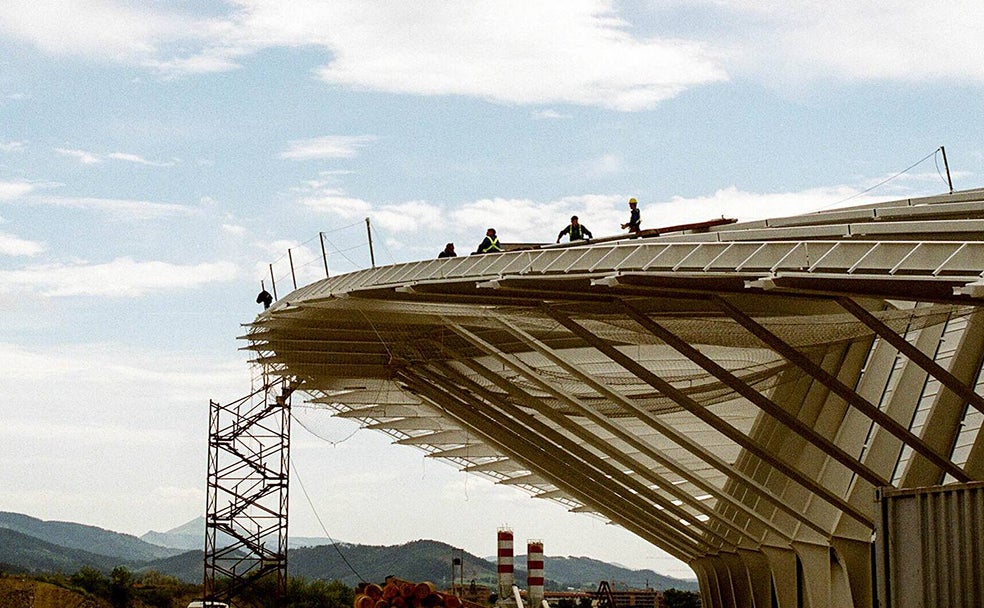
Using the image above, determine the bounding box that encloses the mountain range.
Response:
[0,512,697,592]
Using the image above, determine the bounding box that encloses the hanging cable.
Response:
[819,147,942,210]
[292,409,361,445]
[290,457,367,583]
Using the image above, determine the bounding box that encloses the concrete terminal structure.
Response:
[246,188,984,607]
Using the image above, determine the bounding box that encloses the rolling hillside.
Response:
[0,512,698,592]
[0,512,178,562]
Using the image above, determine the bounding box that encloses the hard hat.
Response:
[628,197,637,204]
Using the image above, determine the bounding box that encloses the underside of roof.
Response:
[245,188,984,588]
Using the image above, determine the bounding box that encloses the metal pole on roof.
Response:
[269,264,277,300]
[319,231,330,278]
[941,146,954,194]
[366,217,376,268]
[288,248,297,290]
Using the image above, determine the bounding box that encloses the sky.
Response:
[1,0,983,582]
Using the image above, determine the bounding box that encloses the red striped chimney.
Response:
[497,528,514,600]
[527,540,544,608]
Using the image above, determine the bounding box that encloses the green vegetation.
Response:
[5,567,355,608]
[662,588,701,608]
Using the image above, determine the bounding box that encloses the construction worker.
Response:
[256,287,273,309]
[438,243,457,258]
[621,198,641,234]
[557,215,593,243]
[474,228,503,254]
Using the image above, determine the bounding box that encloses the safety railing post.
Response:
[288,248,297,290]
[366,217,376,269]
[320,231,330,278]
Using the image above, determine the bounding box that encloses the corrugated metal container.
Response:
[875,482,984,608]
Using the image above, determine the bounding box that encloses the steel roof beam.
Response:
[452,320,827,539]
[398,371,701,561]
[542,307,873,528]
[427,357,744,549]
[837,296,984,417]
[437,352,776,547]
[616,298,889,488]
[711,295,970,482]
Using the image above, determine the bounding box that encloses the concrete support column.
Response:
[760,546,798,608]
[737,548,774,608]
[719,552,753,607]
[793,542,831,608]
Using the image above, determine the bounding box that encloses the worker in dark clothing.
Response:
[621,198,641,234]
[438,243,457,258]
[256,287,273,309]
[557,215,593,243]
[474,228,503,254]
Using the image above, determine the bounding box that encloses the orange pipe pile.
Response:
[355,578,464,608]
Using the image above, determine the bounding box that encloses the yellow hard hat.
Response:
[628,197,637,204]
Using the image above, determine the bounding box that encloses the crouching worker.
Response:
[557,215,593,243]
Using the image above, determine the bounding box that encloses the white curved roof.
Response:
[246,188,984,567]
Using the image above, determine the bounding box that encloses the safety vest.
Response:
[570,224,586,240]
[481,236,502,253]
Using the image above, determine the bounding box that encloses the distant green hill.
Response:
[514,554,692,591]
[0,512,698,592]
[0,511,178,561]
[0,527,133,574]
[289,539,500,588]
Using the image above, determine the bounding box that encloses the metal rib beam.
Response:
[427,357,743,549]
[541,307,874,527]
[711,295,970,482]
[457,320,835,537]
[837,296,984,417]
[437,353,774,547]
[438,332,799,543]
[617,299,890,488]
[397,370,701,561]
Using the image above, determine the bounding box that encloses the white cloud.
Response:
[1,1,729,110]
[533,109,570,120]
[718,1,984,83]
[653,185,902,227]
[299,192,372,217]
[55,147,102,164]
[586,153,624,176]
[8,1,982,105]
[309,1,728,111]
[30,195,200,220]
[56,147,175,166]
[0,231,45,256]
[280,135,376,160]
[106,152,176,167]
[221,223,248,236]
[0,140,26,152]
[0,257,238,297]
[0,180,36,200]
[0,0,207,65]
[371,200,443,233]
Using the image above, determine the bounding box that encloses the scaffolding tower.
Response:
[204,379,294,605]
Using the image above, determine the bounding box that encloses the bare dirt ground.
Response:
[0,578,110,608]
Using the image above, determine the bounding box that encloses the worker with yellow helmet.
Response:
[621,198,641,234]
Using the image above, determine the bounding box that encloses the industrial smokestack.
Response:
[497,528,515,602]
[527,540,544,608]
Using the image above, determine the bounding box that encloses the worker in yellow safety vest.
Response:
[475,228,503,254]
